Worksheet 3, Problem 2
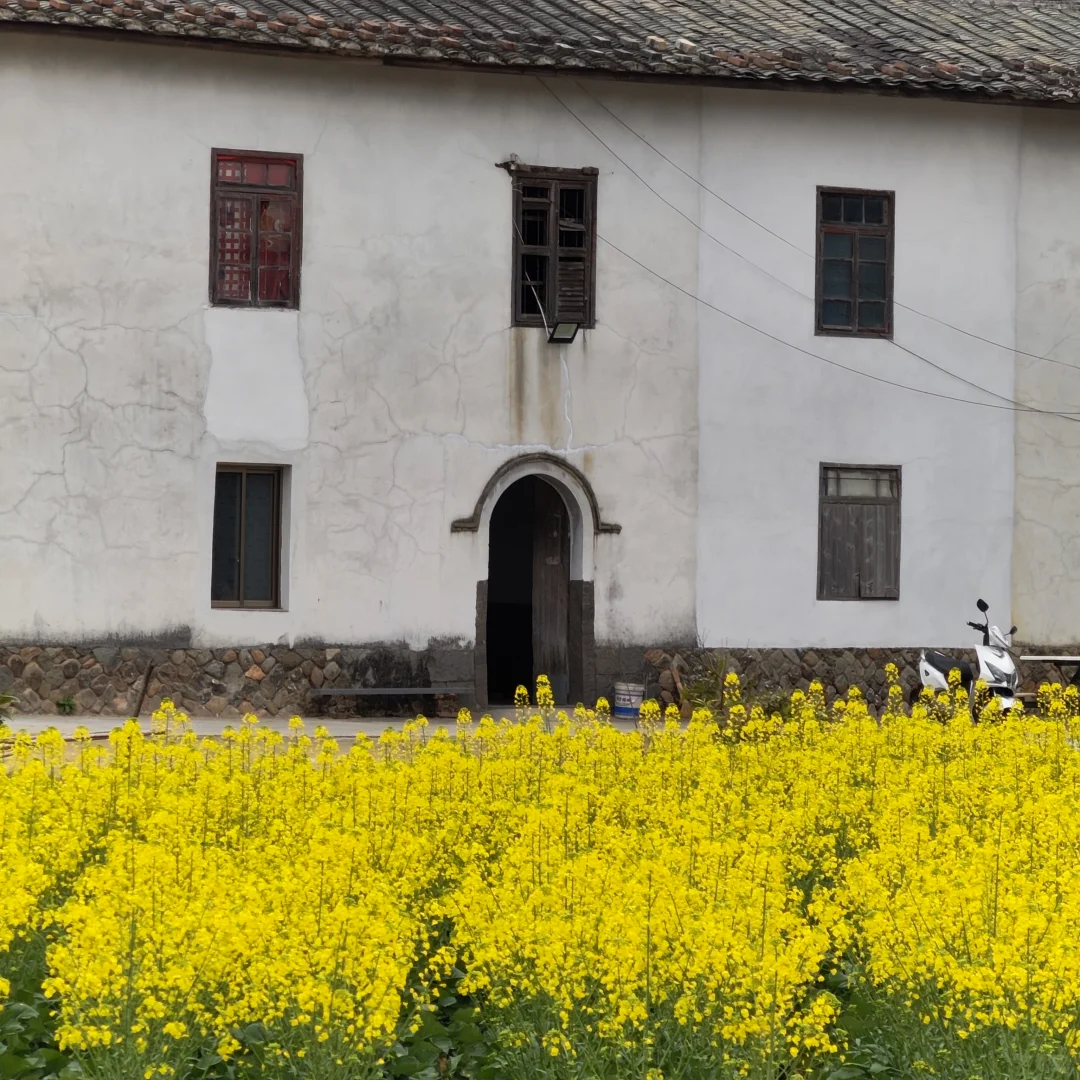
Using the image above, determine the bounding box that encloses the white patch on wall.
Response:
[203,308,309,449]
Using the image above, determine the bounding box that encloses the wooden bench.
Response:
[1020,656,1080,689]
[309,686,473,714]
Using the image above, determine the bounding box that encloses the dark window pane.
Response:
[823,260,853,298]
[821,194,843,222]
[843,196,863,223]
[858,263,887,301]
[242,473,276,604]
[559,186,585,224]
[858,302,887,329]
[559,228,585,249]
[821,299,852,327]
[860,235,887,262]
[521,185,549,200]
[822,232,853,258]
[864,197,885,224]
[211,472,242,602]
[520,254,548,316]
[521,209,547,246]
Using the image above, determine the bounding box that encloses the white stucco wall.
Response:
[696,90,1018,648]
[1013,109,1080,643]
[0,33,699,648]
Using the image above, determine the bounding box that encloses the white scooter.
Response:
[916,599,1019,713]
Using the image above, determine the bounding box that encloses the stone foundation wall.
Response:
[595,645,933,714]
[0,643,474,718]
[3,640,1070,718]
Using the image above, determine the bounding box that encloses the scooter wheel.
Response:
[908,684,925,707]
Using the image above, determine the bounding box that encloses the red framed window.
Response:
[210,150,302,309]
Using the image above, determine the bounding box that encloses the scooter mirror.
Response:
[977,599,989,613]
[1009,626,1018,636]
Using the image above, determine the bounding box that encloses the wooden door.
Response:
[532,480,570,703]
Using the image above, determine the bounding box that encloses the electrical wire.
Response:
[567,77,1080,375]
[537,77,1080,419]
[597,232,1080,420]
[535,78,1075,416]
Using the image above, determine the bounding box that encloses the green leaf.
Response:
[25,1049,68,1076]
[416,1014,448,1039]
[0,1053,32,1079]
[409,1040,441,1067]
[826,1068,867,1080]
[236,1023,267,1046]
[389,1053,422,1077]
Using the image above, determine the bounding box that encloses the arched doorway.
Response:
[486,476,570,704]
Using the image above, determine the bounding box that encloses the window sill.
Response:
[815,328,893,340]
[208,303,300,312]
[816,596,900,603]
[511,322,595,331]
[210,605,288,612]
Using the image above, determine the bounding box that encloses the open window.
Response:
[510,166,597,331]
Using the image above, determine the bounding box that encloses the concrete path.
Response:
[5,712,644,739]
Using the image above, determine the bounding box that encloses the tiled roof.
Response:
[5,0,1080,105]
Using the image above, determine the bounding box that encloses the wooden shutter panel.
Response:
[556,257,588,322]
[553,179,592,324]
[860,502,900,598]
[819,503,861,599]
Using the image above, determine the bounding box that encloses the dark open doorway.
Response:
[486,476,571,704]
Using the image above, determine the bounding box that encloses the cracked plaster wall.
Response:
[697,91,1017,648]
[1014,109,1080,643]
[0,34,699,650]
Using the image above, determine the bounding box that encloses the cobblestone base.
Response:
[633,645,1077,712]
[597,645,929,713]
[0,642,474,718]
[4,641,1069,718]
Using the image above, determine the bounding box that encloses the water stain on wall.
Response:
[509,326,526,443]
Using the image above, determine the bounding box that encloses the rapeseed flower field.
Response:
[3,669,1080,1079]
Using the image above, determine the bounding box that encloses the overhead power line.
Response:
[536,77,1080,421]
[568,78,1080,376]
[598,233,1080,421]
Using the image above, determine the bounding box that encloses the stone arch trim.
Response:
[450,452,621,536]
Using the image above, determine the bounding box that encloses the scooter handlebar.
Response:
[967,621,984,631]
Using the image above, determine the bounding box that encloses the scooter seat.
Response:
[924,650,974,688]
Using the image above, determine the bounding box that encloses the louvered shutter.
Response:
[556,256,588,323]
[553,180,592,325]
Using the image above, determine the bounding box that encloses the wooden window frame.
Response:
[211,464,283,609]
[817,463,901,602]
[209,148,303,310]
[815,186,894,338]
[510,165,598,330]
